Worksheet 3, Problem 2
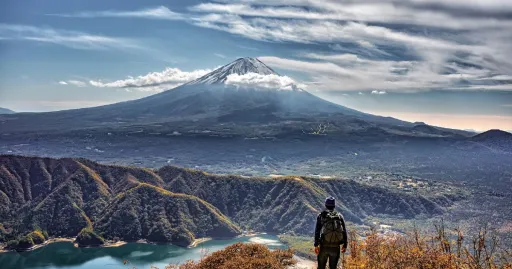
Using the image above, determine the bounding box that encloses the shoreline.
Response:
[0,237,76,253]
[188,237,212,248]
[1,236,221,253]
[1,232,282,254]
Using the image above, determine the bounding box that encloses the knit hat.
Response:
[325,196,336,208]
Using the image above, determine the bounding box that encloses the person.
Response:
[314,196,348,269]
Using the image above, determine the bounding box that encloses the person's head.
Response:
[325,196,335,211]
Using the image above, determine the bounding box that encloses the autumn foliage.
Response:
[342,224,511,269]
[166,243,296,269]
[166,224,511,269]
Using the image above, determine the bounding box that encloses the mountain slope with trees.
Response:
[0,155,464,248]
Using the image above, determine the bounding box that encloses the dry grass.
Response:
[164,223,511,269]
[342,223,512,269]
[165,243,296,269]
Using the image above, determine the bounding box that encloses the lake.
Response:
[0,234,286,269]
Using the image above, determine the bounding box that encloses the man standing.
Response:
[314,196,348,269]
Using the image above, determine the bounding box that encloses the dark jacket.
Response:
[314,210,348,248]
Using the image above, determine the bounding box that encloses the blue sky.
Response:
[0,0,511,131]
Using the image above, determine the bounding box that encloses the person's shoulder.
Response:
[317,210,328,218]
[335,211,345,219]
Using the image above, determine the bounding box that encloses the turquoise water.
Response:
[0,234,285,269]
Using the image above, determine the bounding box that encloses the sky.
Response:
[0,0,511,132]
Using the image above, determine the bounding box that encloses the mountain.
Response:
[0,155,463,246]
[0,155,239,246]
[470,129,512,152]
[186,57,276,85]
[0,57,458,137]
[0,107,15,114]
[472,129,512,141]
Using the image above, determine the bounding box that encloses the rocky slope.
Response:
[0,155,464,245]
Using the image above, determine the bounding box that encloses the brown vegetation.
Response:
[342,224,511,269]
[165,224,511,269]
[165,243,295,269]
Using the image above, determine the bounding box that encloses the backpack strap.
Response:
[319,211,329,228]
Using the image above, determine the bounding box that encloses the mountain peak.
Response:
[472,129,512,141]
[187,57,278,85]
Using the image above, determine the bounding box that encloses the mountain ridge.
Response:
[0,107,15,114]
[0,57,470,139]
[0,155,464,247]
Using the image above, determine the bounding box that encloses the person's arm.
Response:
[314,214,322,247]
[340,214,348,249]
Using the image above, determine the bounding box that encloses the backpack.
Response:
[320,211,345,246]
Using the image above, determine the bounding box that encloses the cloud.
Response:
[190,2,512,30]
[260,53,512,92]
[224,72,303,91]
[58,80,87,87]
[191,14,483,62]
[68,80,87,87]
[88,67,212,92]
[371,90,387,95]
[41,2,512,94]
[0,24,140,51]
[214,53,226,58]
[86,67,305,92]
[184,0,512,93]
[259,56,358,78]
[48,6,184,20]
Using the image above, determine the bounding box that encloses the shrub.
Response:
[170,224,512,269]
[42,230,49,239]
[166,243,295,269]
[18,236,35,249]
[341,224,512,269]
[6,239,19,249]
[28,230,46,244]
[76,228,105,247]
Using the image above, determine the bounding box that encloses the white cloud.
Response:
[224,72,303,91]
[371,90,387,95]
[214,53,226,58]
[41,2,512,94]
[58,80,87,87]
[88,67,212,92]
[260,53,511,92]
[190,2,512,30]
[259,56,359,78]
[0,24,140,51]
[406,0,512,12]
[186,0,512,93]
[191,15,480,62]
[67,80,87,87]
[48,6,184,20]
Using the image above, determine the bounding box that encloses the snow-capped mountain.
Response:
[0,57,412,133]
[187,57,277,85]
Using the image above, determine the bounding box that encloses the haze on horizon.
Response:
[1,0,511,132]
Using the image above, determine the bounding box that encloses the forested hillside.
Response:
[0,155,464,248]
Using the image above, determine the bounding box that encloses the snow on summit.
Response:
[188,57,277,85]
[187,57,303,91]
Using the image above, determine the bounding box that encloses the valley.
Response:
[0,155,470,250]
[0,57,511,267]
